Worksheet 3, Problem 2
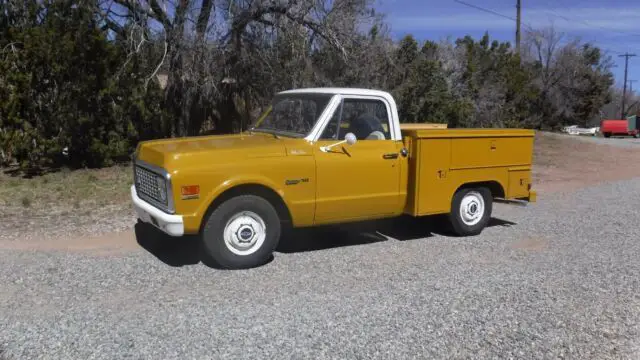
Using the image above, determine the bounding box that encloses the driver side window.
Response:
[319,98,391,141]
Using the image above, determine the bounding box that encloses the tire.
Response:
[201,195,281,269]
[448,187,493,236]
[604,133,611,138]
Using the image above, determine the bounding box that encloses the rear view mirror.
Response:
[320,132,358,153]
[344,133,357,146]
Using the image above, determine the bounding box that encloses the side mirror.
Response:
[320,133,358,153]
[344,132,357,146]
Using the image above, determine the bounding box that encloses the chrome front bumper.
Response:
[131,185,184,236]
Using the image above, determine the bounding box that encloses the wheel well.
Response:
[201,184,293,231]
[456,181,505,199]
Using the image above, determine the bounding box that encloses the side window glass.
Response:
[341,99,391,140]
[319,98,391,140]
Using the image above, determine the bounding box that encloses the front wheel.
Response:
[448,187,493,236]
[201,195,281,269]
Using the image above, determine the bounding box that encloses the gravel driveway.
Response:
[2,179,640,359]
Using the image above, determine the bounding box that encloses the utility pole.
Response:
[516,0,521,54]
[619,53,637,118]
[630,80,638,116]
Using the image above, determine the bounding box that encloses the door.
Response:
[313,96,402,224]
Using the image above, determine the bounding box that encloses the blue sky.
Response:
[374,0,640,90]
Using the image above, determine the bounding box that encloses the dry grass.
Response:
[0,164,132,218]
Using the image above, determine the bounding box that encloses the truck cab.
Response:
[131,87,536,269]
[295,88,408,224]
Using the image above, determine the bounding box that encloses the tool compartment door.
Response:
[405,137,453,216]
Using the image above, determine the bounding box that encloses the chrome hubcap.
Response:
[223,211,266,256]
[459,191,485,226]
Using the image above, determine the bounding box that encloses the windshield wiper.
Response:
[251,128,281,139]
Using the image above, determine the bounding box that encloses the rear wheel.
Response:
[603,132,611,138]
[448,187,492,236]
[201,195,281,269]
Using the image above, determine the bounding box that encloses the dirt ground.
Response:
[532,132,640,193]
[3,131,640,254]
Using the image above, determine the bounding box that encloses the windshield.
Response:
[251,93,334,137]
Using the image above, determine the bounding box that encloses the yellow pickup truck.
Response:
[131,88,536,269]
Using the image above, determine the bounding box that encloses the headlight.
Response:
[156,176,167,202]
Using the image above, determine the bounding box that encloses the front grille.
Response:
[135,166,165,205]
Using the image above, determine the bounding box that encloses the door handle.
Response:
[383,153,399,159]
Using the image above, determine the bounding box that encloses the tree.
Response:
[0,0,164,170]
[523,26,614,129]
[100,0,381,135]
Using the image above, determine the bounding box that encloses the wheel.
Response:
[448,187,492,236]
[201,195,281,269]
[603,133,611,138]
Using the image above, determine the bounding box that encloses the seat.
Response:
[365,131,385,140]
[347,114,386,140]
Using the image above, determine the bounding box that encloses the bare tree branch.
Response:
[145,37,168,90]
[111,0,173,30]
[196,0,215,40]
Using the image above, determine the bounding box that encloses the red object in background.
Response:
[600,119,639,138]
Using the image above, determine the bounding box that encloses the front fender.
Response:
[202,175,287,213]
[182,175,290,234]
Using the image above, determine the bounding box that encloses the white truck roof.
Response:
[278,87,392,98]
[279,87,402,142]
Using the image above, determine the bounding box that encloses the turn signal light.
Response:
[181,185,200,198]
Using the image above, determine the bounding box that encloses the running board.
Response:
[493,198,529,206]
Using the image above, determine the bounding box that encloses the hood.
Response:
[135,132,288,170]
